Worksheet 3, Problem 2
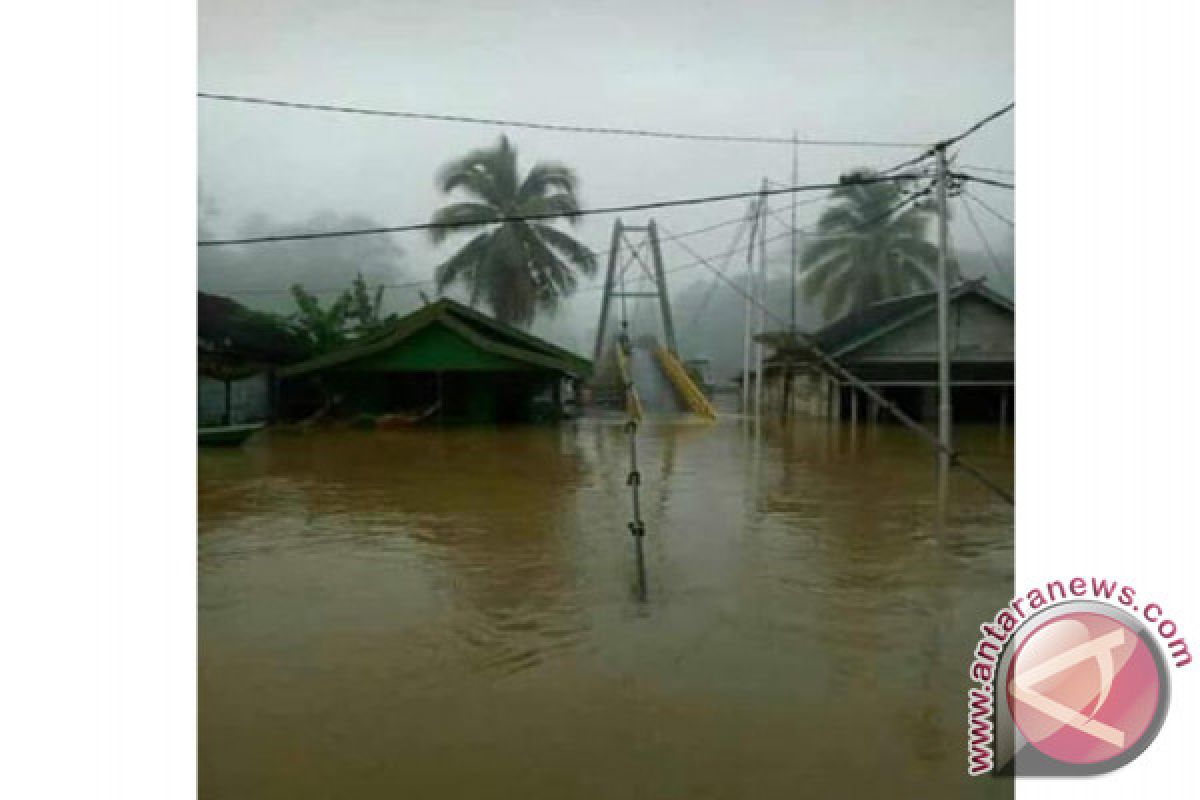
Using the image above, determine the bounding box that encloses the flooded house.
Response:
[198,292,310,426]
[756,279,1014,423]
[275,297,592,424]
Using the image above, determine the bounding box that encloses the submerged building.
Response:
[276,298,592,424]
[756,280,1014,423]
[198,292,312,426]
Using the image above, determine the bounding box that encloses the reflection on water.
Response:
[200,418,1013,799]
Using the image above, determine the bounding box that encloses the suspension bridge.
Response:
[591,218,719,422]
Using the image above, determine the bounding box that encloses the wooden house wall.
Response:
[849,295,1013,362]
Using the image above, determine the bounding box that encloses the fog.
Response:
[199,0,1013,374]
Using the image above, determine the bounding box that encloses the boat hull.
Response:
[199,423,265,447]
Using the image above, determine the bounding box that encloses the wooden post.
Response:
[222,378,232,426]
[1000,389,1009,435]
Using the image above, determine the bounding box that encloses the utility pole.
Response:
[789,132,798,331]
[754,178,768,424]
[783,132,799,421]
[742,194,761,415]
[934,144,953,502]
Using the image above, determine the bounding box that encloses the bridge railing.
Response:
[655,346,718,420]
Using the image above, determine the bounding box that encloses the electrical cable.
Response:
[962,187,1014,228]
[198,92,926,148]
[959,195,1010,283]
[198,174,925,247]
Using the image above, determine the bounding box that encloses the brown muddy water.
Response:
[199,417,1013,799]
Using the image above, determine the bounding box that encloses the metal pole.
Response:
[646,219,678,356]
[742,195,761,414]
[592,219,624,365]
[935,145,953,500]
[782,132,799,421]
[754,178,768,424]
[790,132,798,331]
[741,287,751,413]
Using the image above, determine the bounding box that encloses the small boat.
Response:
[199,422,265,447]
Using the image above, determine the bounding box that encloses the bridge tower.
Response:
[592,218,678,364]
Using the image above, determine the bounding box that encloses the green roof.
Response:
[278,298,592,379]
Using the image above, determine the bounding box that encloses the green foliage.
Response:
[289,273,398,354]
[429,135,597,327]
[289,284,350,353]
[346,272,393,335]
[801,169,949,321]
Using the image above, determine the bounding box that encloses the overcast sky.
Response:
[199,0,1013,344]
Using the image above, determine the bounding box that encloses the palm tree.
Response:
[428,135,597,327]
[800,169,948,321]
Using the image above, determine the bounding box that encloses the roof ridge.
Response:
[277,296,590,378]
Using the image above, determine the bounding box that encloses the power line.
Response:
[677,189,930,334]
[205,204,786,296]
[959,195,1009,282]
[941,102,1014,148]
[664,190,928,308]
[580,225,799,294]
[961,164,1014,175]
[953,172,1015,190]
[197,92,926,149]
[197,174,920,247]
[880,102,1015,179]
[962,187,1014,228]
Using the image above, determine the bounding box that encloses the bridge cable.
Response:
[680,201,757,337]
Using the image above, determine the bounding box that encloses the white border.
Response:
[0,1,196,798]
[1017,2,1199,797]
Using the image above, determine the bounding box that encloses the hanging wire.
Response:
[198,92,927,148]
[962,187,1014,228]
[959,195,1010,282]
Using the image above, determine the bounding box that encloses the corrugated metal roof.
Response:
[756,279,1013,357]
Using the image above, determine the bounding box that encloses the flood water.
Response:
[199,416,1013,799]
